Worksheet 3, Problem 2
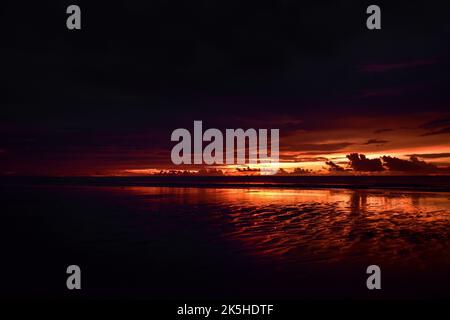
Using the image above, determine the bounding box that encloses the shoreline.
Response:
[2,175,450,192]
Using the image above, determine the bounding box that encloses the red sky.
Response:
[2,2,450,176]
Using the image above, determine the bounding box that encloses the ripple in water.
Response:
[127,187,450,269]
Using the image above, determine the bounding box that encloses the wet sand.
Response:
[1,184,449,299]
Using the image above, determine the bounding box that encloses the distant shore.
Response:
[2,175,450,192]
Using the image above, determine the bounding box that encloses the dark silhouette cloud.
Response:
[325,161,345,172]
[407,153,450,159]
[276,168,312,175]
[156,169,224,176]
[419,117,450,136]
[340,154,450,174]
[292,167,313,175]
[346,153,384,172]
[382,155,441,173]
[419,117,450,130]
[197,168,225,176]
[282,142,354,152]
[364,139,389,145]
[421,127,450,136]
[236,166,260,173]
[294,157,329,163]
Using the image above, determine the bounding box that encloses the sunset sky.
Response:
[1,1,450,176]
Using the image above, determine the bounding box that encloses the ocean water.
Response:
[136,187,450,263]
[1,185,450,299]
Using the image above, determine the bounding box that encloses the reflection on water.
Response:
[126,187,450,267]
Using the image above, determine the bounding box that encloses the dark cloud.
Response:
[292,167,312,175]
[382,155,440,173]
[407,153,450,159]
[197,168,225,176]
[419,117,450,130]
[421,127,450,136]
[294,151,344,156]
[275,168,312,175]
[364,139,389,145]
[419,117,450,136]
[236,167,260,173]
[325,161,345,172]
[346,153,384,172]
[294,157,329,163]
[282,142,354,152]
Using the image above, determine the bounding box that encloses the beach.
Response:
[1,177,450,299]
